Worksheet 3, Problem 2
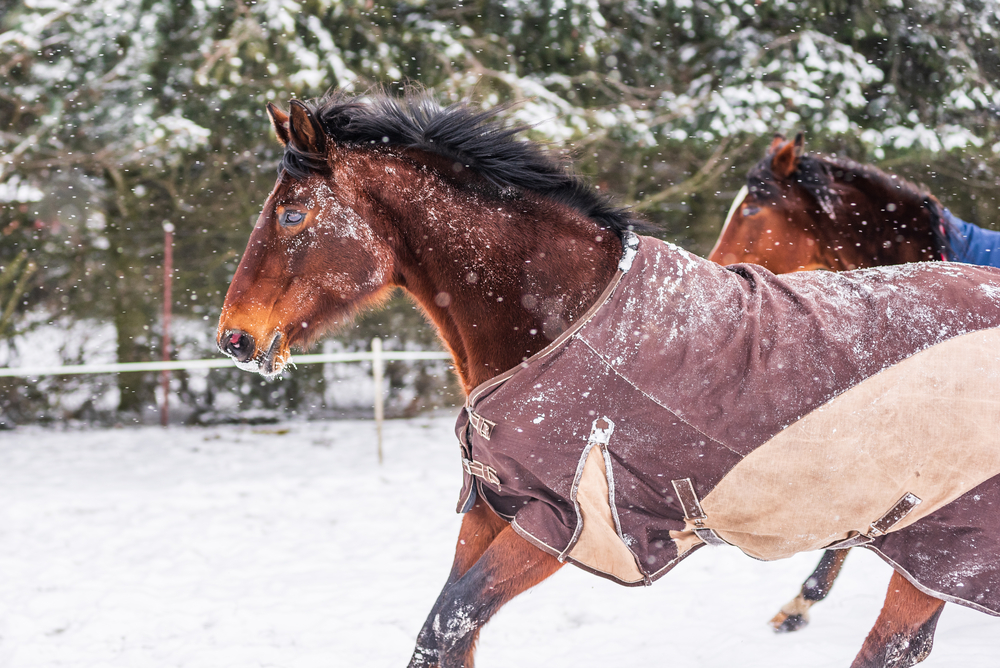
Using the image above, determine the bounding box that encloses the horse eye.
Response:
[280,210,305,227]
[741,206,760,217]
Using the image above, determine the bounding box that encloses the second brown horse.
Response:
[710,134,1000,632]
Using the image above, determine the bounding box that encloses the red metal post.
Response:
[160,221,174,427]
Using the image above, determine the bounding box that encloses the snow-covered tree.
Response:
[2,0,998,421]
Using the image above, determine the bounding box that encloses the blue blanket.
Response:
[944,209,1000,268]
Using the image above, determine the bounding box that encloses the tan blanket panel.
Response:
[567,446,645,583]
[697,327,1000,561]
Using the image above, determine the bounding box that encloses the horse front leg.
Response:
[443,497,509,586]
[850,570,946,668]
[771,548,850,632]
[409,517,562,668]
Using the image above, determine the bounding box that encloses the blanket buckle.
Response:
[827,492,922,549]
[463,457,501,487]
[468,410,497,440]
[671,477,728,547]
[868,492,922,537]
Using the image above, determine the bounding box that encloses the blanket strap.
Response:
[463,458,501,487]
[671,478,728,547]
[468,410,497,440]
[827,492,922,550]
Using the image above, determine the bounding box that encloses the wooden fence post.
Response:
[160,221,174,427]
[372,337,384,464]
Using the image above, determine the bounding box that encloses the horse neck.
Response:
[361,152,623,392]
[825,177,941,268]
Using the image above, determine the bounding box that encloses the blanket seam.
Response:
[576,337,745,459]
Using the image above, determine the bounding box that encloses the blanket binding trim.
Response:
[867,546,1000,618]
[511,514,704,587]
[602,433,631,563]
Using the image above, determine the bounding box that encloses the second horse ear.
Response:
[768,133,786,154]
[267,103,291,146]
[771,133,803,179]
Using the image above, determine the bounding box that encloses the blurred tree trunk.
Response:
[0,250,35,340]
[105,173,157,416]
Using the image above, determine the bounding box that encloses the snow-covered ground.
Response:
[1,415,997,667]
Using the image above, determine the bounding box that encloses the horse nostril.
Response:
[222,330,255,363]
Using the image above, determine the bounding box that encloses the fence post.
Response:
[160,221,174,428]
[372,337,384,464]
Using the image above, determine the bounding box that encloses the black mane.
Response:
[747,152,952,258]
[280,91,648,238]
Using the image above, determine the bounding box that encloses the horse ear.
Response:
[287,99,326,156]
[768,133,786,154]
[771,137,799,179]
[266,103,291,146]
[793,131,805,157]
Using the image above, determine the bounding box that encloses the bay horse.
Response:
[217,92,1000,668]
[709,133,1000,273]
[709,134,1000,633]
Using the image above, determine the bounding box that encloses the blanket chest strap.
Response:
[468,410,497,440]
[827,492,922,550]
[463,457,501,487]
[671,478,728,547]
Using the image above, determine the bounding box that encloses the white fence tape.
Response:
[1,342,454,460]
[0,349,452,378]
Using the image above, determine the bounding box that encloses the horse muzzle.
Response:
[218,329,287,377]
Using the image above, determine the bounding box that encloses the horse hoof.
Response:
[771,611,809,633]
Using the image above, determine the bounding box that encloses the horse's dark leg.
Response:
[770,548,850,632]
[409,518,562,668]
[850,570,946,668]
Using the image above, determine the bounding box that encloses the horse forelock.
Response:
[274,90,650,238]
[747,154,836,208]
[279,146,329,180]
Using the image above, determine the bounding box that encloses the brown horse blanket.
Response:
[456,234,1000,616]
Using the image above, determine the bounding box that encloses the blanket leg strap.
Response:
[827,492,922,550]
[671,478,728,547]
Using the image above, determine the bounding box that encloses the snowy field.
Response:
[1,415,997,668]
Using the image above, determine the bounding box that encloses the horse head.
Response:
[710,133,949,272]
[217,93,629,386]
[709,133,841,272]
[217,100,396,377]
